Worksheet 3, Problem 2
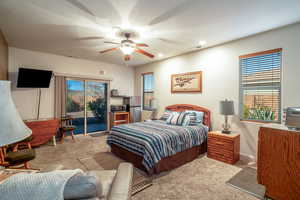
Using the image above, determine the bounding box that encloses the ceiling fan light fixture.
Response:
[120,43,135,55]
[198,40,206,46]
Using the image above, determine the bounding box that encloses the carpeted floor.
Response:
[227,167,265,199]
[31,134,258,200]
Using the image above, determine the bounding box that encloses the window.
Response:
[239,48,282,122]
[142,73,154,110]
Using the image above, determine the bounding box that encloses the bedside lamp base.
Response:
[222,130,231,134]
[222,115,232,134]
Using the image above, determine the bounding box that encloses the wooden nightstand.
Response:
[207,131,240,164]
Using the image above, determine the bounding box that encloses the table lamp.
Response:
[0,80,32,148]
[220,99,234,134]
[150,99,158,120]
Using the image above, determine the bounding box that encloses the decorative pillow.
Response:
[185,112,197,125]
[166,112,189,126]
[182,114,191,126]
[185,110,204,125]
[159,110,173,121]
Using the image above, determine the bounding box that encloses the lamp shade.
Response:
[0,81,32,147]
[220,99,235,115]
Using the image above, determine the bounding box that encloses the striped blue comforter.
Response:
[107,120,208,171]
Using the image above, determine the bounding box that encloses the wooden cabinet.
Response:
[257,126,300,200]
[207,131,240,164]
[110,112,130,130]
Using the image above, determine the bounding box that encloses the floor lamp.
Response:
[0,81,32,165]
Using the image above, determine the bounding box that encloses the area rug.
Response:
[226,167,266,199]
[78,152,153,196]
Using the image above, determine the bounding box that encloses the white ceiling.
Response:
[1,0,300,67]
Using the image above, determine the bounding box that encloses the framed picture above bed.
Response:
[171,71,202,93]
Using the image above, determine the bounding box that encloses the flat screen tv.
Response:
[17,68,53,88]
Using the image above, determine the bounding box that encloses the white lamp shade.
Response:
[0,81,32,147]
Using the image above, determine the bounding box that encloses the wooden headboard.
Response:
[165,104,211,128]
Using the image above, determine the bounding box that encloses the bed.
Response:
[107,104,211,174]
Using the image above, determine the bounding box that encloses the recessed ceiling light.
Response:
[158,53,164,58]
[198,41,206,46]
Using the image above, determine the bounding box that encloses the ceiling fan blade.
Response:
[124,55,131,61]
[135,49,155,58]
[104,41,120,45]
[136,43,149,47]
[99,47,119,54]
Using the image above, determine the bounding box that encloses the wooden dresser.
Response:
[207,131,240,164]
[257,125,300,200]
[110,112,130,130]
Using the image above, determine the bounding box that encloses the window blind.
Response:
[239,49,282,122]
[142,73,154,110]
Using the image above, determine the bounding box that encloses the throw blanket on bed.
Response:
[0,169,83,200]
[107,120,208,171]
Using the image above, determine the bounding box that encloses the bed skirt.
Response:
[110,141,207,174]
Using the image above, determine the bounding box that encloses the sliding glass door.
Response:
[86,81,108,133]
[66,79,108,134]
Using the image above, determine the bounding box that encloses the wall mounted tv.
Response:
[17,68,53,88]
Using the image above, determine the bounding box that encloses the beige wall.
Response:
[134,23,300,160]
[9,47,134,120]
[0,30,8,80]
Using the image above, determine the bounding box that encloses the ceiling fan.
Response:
[99,33,155,61]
